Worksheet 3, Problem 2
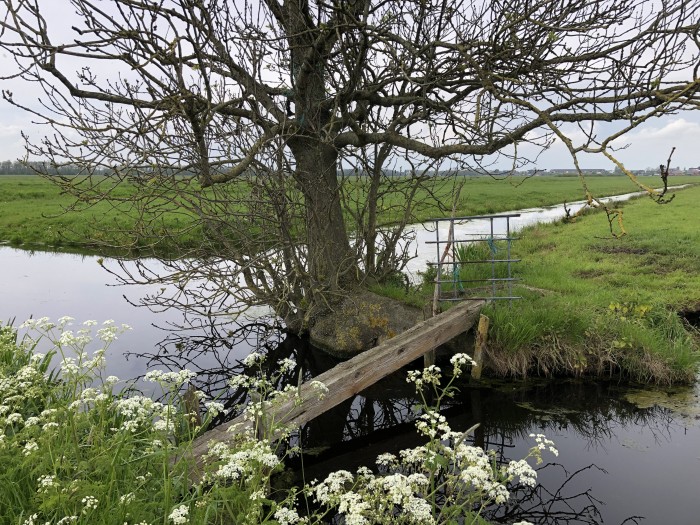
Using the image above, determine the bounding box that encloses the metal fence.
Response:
[426,213,521,304]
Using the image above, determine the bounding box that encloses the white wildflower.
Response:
[144,369,196,387]
[375,452,398,468]
[228,374,253,389]
[309,380,329,399]
[21,514,39,525]
[119,492,135,505]
[81,495,99,513]
[338,491,369,525]
[274,507,300,525]
[403,496,435,524]
[37,474,57,493]
[250,489,266,501]
[23,440,39,456]
[450,353,477,375]
[168,504,189,524]
[314,470,354,505]
[7,412,23,424]
[205,401,225,417]
[242,351,265,367]
[505,459,537,487]
[279,357,296,373]
[529,433,559,457]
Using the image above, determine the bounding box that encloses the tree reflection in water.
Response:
[127,320,675,524]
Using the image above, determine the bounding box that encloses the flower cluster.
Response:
[530,433,559,458]
[449,353,477,376]
[168,504,189,524]
[144,369,196,389]
[308,359,559,524]
[114,395,173,433]
[209,439,281,481]
[406,365,442,388]
[415,409,451,439]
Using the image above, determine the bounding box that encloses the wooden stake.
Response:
[471,314,489,380]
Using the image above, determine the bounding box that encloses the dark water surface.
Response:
[295,373,700,525]
[0,247,258,388]
[2,246,700,523]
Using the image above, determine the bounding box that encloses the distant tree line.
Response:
[0,160,185,176]
[0,159,111,175]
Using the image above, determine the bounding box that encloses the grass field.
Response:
[377,184,700,384]
[1,173,697,255]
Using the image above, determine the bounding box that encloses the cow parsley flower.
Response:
[450,353,477,375]
[242,351,265,367]
[274,507,301,525]
[81,495,99,513]
[403,496,435,524]
[119,492,135,505]
[505,459,537,487]
[21,514,39,525]
[37,474,57,493]
[376,452,398,468]
[314,470,354,505]
[309,380,329,399]
[144,369,196,387]
[169,504,189,524]
[23,440,39,456]
[530,433,559,457]
[205,401,225,417]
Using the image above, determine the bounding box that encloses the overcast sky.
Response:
[1,2,699,171]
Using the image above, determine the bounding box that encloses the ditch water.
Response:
[1,188,699,523]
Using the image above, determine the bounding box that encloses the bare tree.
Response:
[1,0,698,328]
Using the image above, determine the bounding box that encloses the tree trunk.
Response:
[289,137,355,303]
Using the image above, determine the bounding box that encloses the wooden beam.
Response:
[183,300,485,478]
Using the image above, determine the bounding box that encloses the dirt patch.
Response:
[679,304,700,328]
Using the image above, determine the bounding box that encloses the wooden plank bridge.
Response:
[184,299,485,478]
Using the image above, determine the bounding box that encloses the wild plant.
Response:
[0,318,554,525]
[303,353,557,525]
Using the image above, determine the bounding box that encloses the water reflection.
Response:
[130,324,697,523]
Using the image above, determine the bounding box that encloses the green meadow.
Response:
[1,174,696,255]
[379,184,700,383]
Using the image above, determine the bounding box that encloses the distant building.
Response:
[546,168,611,176]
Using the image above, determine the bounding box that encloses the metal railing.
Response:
[426,214,521,304]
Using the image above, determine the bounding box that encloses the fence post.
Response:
[471,314,489,380]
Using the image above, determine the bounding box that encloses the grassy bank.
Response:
[1,174,697,256]
[379,185,700,384]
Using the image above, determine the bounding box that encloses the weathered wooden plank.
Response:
[184,299,484,477]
